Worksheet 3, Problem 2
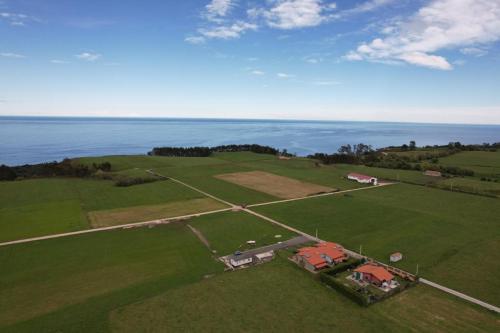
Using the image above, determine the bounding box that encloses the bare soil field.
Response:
[88,198,227,228]
[215,171,334,199]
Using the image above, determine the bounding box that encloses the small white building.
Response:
[390,252,403,263]
[255,251,274,261]
[347,173,378,185]
[230,256,253,267]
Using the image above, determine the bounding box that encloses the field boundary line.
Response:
[146,170,235,207]
[247,183,394,208]
[0,207,232,247]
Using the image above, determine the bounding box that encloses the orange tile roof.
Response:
[297,241,346,268]
[354,264,394,281]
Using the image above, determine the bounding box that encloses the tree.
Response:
[338,144,353,155]
[409,141,416,150]
[0,165,16,181]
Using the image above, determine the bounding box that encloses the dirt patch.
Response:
[215,171,334,199]
[88,198,227,228]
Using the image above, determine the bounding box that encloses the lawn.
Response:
[0,222,224,332]
[188,210,297,255]
[253,183,500,305]
[0,177,206,242]
[109,257,499,333]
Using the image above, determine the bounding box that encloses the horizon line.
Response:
[1,114,500,127]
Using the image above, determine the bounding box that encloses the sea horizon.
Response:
[1,115,500,127]
[1,116,499,166]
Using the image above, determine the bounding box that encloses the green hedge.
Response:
[320,273,371,306]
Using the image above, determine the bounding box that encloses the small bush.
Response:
[114,177,158,187]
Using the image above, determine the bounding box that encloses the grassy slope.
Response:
[0,222,223,332]
[438,151,500,178]
[189,211,297,255]
[254,184,500,305]
[110,257,499,333]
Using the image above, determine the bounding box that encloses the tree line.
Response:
[149,144,281,157]
[0,159,111,181]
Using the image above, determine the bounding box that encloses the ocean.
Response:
[1,116,499,166]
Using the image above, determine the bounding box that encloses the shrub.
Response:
[114,177,158,187]
[323,258,363,276]
[320,273,370,306]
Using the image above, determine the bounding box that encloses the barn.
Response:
[347,173,378,185]
[353,263,394,287]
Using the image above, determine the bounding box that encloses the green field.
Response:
[0,177,206,242]
[254,183,500,305]
[438,151,500,178]
[110,257,499,333]
[1,151,499,331]
[0,222,223,332]
[188,210,297,255]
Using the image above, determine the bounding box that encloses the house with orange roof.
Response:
[295,242,348,272]
[353,263,395,287]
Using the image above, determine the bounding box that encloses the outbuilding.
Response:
[390,252,403,262]
[347,173,378,185]
[424,170,442,177]
[230,255,253,267]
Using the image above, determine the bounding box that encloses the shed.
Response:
[390,252,403,262]
[424,170,442,177]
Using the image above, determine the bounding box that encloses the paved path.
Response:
[0,207,232,247]
[247,183,393,208]
[221,235,310,262]
[420,278,500,313]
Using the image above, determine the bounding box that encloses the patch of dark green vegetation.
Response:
[149,144,284,157]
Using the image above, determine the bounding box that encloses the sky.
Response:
[1,0,500,124]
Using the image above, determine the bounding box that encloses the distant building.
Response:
[389,252,403,263]
[424,170,442,177]
[295,242,348,272]
[255,251,274,262]
[347,173,378,185]
[353,263,395,287]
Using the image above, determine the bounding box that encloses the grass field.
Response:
[215,170,334,199]
[438,151,500,178]
[0,222,224,332]
[253,183,500,305]
[0,177,205,242]
[110,257,499,333]
[88,197,227,227]
[188,211,297,255]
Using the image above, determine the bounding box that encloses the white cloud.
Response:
[336,0,396,17]
[75,52,101,62]
[251,70,265,75]
[0,52,25,58]
[345,0,500,70]
[50,59,69,64]
[258,0,337,30]
[205,0,234,21]
[460,47,488,57]
[185,36,206,44]
[277,72,295,78]
[199,21,257,39]
[0,12,36,26]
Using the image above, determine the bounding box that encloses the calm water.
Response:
[1,116,499,166]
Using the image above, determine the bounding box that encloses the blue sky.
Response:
[1,0,500,124]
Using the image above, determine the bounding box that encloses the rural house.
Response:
[353,263,395,287]
[230,255,253,267]
[295,242,348,272]
[347,173,378,185]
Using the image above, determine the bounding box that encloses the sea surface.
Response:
[1,116,499,166]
